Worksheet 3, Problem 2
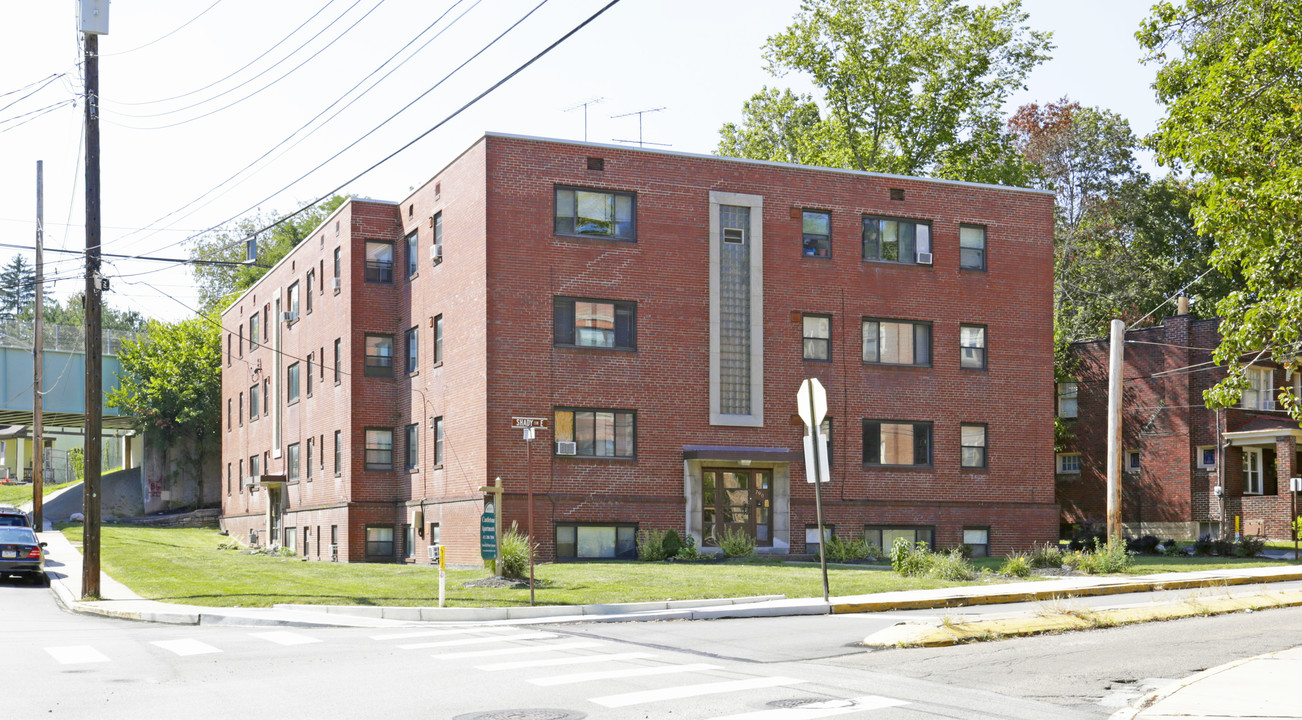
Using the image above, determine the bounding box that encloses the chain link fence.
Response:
[0,319,138,355]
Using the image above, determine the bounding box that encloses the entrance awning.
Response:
[682,445,799,461]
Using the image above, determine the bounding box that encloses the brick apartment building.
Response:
[1058,310,1302,540]
[219,133,1058,564]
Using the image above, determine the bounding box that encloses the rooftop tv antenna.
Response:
[563,97,604,142]
[611,107,669,148]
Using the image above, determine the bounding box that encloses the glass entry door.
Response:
[702,468,772,546]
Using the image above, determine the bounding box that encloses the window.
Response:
[249,385,260,420]
[306,438,313,480]
[960,325,986,369]
[287,363,300,405]
[429,522,440,546]
[554,408,635,458]
[1243,448,1264,494]
[287,282,300,322]
[306,354,314,397]
[364,334,394,377]
[862,216,931,264]
[364,240,394,283]
[249,454,261,478]
[1197,446,1217,470]
[432,212,442,256]
[1243,367,1274,410]
[1056,452,1081,474]
[802,314,831,361]
[238,326,243,357]
[287,443,300,483]
[402,525,414,559]
[1126,450,1141,473]
[553,298,636,349]
[863,421,932,466]
[554,186,635,240]
[228,399,233,431]
[862,319,931,366]
[802,210,831,258]
[1057,382,1078,419]
[306,269,315,313]
[238,459,244,492]
[405,424,418,471]
[250,313,261,349]
[961,424,987,468]
[365,428,393,469]
[226,334,232,366]
[227,463,232,495]
[398,327,417,374]
[263,378,270,415]
[434,416,444,466]
[284,526,295,552]
[334,429,342,475]
[963,527,990,558]
[959,225,986,270]
[365,526,394,557]
[405,230,418,277]
[554,523,637,559]
[805,525,833,553]
[333,247,342,289]
[433,315,443,364]
[865,526,933,552]
[334,338,342,384]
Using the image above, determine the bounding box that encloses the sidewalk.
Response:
[1111,648,1302,719]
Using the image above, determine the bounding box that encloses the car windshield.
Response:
[0,526,36,543]
[0,515,29,526]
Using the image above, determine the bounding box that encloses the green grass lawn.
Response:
[0,480,78,507]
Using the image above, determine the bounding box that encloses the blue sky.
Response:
[0,0,1162,321]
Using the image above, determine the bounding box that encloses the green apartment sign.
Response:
[480,502,497,559]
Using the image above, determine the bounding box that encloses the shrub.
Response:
[661,529,684,557]
[999,552,1033,578]
[824,535,864,562]
[929,549,976,581]
[496,522,535,579]
[1088,538,1133,574]
[1067,521,1106,552]
[890,538,931,576]
[69,447,85,482]
[1126,535,1160,554]
[1192,535,1215,556]
[1234,536,1265,558]
[890,539,976,580]
[673,534,703,561]
[949,544,974,560]
[1028,542,1064,569]
[719,527,756,558]
[1158,539,1183,556]
[637,528,669,561]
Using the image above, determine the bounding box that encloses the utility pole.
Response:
[33,161,44,531]
[79,0,109,600]
[1106,319,1126,545]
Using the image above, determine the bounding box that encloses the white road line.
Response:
[530,662,722,687]
[45,646,110,664]
[706,695,911,719]
[371,627,517,641]
[398,631,557,649]
[251,631,321,646]
[591,677,808,709]
[151,639,221,657]
[478,651,655,671]
[434,640,604,659]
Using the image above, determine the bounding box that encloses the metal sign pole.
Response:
[809,393,829,604]
[525,426,535,607]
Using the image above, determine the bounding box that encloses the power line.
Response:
[0,73,66,115]
[0,99,78,134]
[101,0,225,57]
[0,73,65,100]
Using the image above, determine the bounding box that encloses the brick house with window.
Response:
[1057,310,1301,540]
[220,133,1058,563]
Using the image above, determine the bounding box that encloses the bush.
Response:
[930,549,977,581]
[1158,539,1184,556]
[68,447,85,482]
[496,522,535,579]
[1028,542,1064,569]
[1067,521,1106,552]
[890,538,931,576]
[637,528,669,561]
[1126,535,1160,554]
[673,534,704,561]
[999,552,1033,578]
[824,535,875,562]
[890,539,976,580]
[718,527,756,558]
[1234,536,1265,558]
[662,529,684,557]
[1089,538,1133,573]
[1192,535,1215,556]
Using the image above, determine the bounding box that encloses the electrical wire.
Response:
[100,0,225,58]
[0,99,78,134]
[0,73,66,115]
[0,73,65,100]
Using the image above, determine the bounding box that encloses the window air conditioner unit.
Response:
[555,441,577,455]
[721,227,744,243]
[330,544,339,562]
[430,244,443,263]
[243,476,257,488]
[915,251,933,265]
[281,311,294,322]
[331,277,341,291]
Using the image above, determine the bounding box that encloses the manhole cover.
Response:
[767,698,824,709]
[452,711,585,720]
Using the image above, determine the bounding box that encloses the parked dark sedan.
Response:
[0,504,31,528]
[0,526,45,583]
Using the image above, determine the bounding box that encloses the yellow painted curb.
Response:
[862,589,1302,648]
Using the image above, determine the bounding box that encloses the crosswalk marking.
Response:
[591,676,809,708]
[706,695,911,719]
[251,631,321,646]
[478,651,656,671]
[434,640,604,659]
[529,662,722,687]
[371,627,517,641]
[45,646,110,664]
[399,631,557,650]
[151,639,221,657]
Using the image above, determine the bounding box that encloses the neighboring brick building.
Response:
[220,133,1058,564]
[1058,311,1301,540]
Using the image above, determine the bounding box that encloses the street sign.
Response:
[511,417,550,429]
[1292,477,1302,493]
[480,502,497,559]
[796,378,828,428]
[803,432,830,483]
[429,545,440,565]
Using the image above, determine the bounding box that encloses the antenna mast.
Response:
[563,97,604,142]
[611,107,669,148]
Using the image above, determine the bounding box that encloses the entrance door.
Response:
[702,468,772,546]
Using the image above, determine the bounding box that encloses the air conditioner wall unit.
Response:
[331,277,341,290]
[721,227,744,243]
[430,244,443,262]
[915,251,934,265]
[280,311,294,322]
[555,441,577,455]
[329,544,339,562]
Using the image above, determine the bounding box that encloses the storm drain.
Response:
[452,710,586,720]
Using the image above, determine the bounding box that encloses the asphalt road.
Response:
[8,575,1302,719]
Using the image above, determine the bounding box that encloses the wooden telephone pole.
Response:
[33,161,44,530]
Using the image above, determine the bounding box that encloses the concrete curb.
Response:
[1107,654,1263,720]
[862,589,1302,648]
[273,594,791,622]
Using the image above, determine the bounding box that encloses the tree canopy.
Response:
[0,254,36,317]
[717,0,1053,185]
[1139,0,1302,411]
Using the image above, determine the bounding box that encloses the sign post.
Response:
[797,378,831,604]
[480,502,497,561]
[431,544,445,607]
[1291,477,1302,561]
[512,417,549,606]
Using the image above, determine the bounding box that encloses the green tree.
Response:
[1138,0,1302,412]
[0,254,37,316]
[106,316,221,503]
[20,292,147,333]
[717,0,1053,184]
[187,195,347,313]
